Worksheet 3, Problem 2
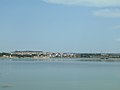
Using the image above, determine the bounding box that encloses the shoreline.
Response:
[1,57,120,62]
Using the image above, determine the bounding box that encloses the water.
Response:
[0,58,120,90]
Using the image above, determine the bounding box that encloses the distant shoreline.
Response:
[1,51,120,62]
[1,57,120,62]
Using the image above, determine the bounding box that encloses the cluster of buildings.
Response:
[1,51,120,59]
[1,51,76,58]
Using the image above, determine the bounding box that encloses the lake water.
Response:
[0,58,120,90]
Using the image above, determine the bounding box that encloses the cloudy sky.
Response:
[0,0,120,53]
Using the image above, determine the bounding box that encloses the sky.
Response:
[0,0,120,53]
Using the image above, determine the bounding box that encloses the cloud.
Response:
[115,38,120,42]
[93,9,120,18]
[42,0,120,7]
[113,25,120,29]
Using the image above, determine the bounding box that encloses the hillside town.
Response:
[0,51,120,59]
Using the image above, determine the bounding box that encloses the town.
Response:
[0,51,120,59]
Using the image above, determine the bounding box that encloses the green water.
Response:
[0,58,120,90]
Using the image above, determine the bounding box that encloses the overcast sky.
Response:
[0,0,120,53]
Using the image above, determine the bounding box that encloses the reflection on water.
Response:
[0,58,120,90]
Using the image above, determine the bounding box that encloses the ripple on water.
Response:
[0,84,13,88]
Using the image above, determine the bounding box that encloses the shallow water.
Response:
[0,58,120,90]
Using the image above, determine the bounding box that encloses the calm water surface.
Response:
[0,58,120,90]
